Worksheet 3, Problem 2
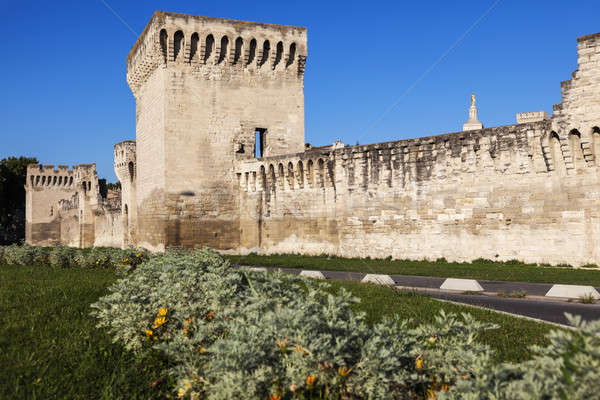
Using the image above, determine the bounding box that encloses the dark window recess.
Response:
[255,128,266,158]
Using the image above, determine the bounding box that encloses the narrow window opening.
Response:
[189,33,199,62]
[273,41,283,68]
[233,37,243,65]
[286,43,296,67]
[159,29,168,64]
[255,128,266,158]
[247,39,256,65]
[259,40,270,67]
[173,30,184,61]
[218,36,229,64]
[204,34,214,64]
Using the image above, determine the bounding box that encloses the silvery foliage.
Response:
[90,247,238,353]
[0,244,47,265]
[443,314,600,400]
[92,248,504,399]
[0,244,149,270]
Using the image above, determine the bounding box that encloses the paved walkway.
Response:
[236,265,600,326]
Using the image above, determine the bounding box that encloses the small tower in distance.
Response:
[463,93,483,131]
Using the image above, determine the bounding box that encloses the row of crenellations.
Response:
[237,123,600,193]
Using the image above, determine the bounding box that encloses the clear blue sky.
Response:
[1,0,598,182]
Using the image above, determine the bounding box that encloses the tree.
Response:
[0,156,38,244]
[106,181,121,191]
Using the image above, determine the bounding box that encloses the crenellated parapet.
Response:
[114,140,136,184]
[236,119,600,196]
[127,11,307,97]
[26,164,75,189]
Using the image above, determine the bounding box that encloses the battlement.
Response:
[27,164,75,188]
[234,118,600,194]
[127,11,307,96]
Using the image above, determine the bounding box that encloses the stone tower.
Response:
[113,140,136,247]
[126,11,307,251]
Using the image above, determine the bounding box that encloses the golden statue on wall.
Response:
[471,93,476,107]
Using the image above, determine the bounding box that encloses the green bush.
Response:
[0,244,149,270]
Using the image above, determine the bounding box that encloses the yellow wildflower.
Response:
[199,347,206,354]
[442,384,450,392]
[289,384,297,392]
[124,258,129,262]
[416,359,423,370]
[426,389,437,399]
[153,316,166,329]
[153,336,158,341]
[184,317,193,325]
[183,327,189,335]
[136,253,142,257]
[295,344,308,354]
[205,311,214,321]
[306,375,315,386]
[145,329,153,337]
[277,339,287,350]
[158,307,168,316]
[177,388,186,398]
[428,335,438,344]
[338,366,352,377]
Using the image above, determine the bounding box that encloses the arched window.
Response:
[273,41,283,68]
[218,35,229,64]
[286,43,296,67]
[58,176,62,185]
[269,164,276,191]
[233,37,243,65]
[277,163,285,190]
[592,127,600,166]
[35,175,40,186]
[204,34,214,63]
[41,176,46,186]
[259,165,266,191]
[159,29,168,64]
[247,38,257,65]
[317,159,325,188]
[69,177,73,186]
[569,129,584,170]
[128,161,135,182]
[297,161,304,189]
[287,162,295,189]
[550,132,562,172]
[88,181,91,191]
[173,30,184,61]
[259,40,270,67]
[30,176,34,186]
[52,176,57,185]
[307,160,314,188]
[190,33,199,62]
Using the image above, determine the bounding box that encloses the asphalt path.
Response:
[236,266,600,326]
[422,291,600,326]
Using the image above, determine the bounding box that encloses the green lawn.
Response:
[0,264,563,399]
[226,253,600,286]
[0,265,173,400]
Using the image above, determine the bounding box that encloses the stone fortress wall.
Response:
[234,32,600,266]
[25,163,123,248]
[25,12,600,266]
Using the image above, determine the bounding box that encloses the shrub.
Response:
[92,248,502,399]
[0,244,149,270]
[0,244,48,266]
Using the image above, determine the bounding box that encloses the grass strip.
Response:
[0,265,172,400]
[225,253,600,286]
[0,263,563,398]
